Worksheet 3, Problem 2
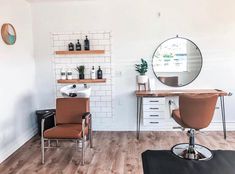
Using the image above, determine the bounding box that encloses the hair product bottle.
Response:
[61,68,66,80]
[97,66,103,79]
[84,36,90,50]
[68,42,74,51]
[67,69,73,80]
[76,40,81,51]
[90,66,96,79]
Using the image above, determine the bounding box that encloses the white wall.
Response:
[31,0,235,131]
[0,0,37,163]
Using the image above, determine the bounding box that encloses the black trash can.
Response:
[36,109,56,136]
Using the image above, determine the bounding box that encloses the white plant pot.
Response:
[137,75,148,84]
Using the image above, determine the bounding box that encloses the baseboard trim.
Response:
[0,126,38,164]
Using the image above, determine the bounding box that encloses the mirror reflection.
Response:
[152,37,202,87]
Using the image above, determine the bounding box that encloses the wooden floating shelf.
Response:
[55,50,105,55]
[57,79,106,84]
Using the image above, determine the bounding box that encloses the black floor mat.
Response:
[142,150,235,174]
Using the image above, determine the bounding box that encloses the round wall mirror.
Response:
[1,23,17,45]
[152,37,202,87]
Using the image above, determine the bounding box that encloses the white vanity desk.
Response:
[135,89,229,140]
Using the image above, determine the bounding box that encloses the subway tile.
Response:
[95,102,106,107]
[90,101,96,107]
[106,112,112,118]
[95,113,107,118]
[53,31,113,120]
[95,91,106,96]
[90,107,101,112]
[99,39,110,45]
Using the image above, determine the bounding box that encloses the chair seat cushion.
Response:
[172,109,187,128]
[44,124,88,139]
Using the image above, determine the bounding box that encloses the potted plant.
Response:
[75,65,85,79]
[135,59,148,84]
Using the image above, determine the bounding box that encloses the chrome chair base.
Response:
[171,143,213,161]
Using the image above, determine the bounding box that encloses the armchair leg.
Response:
[76,140,79,151]
[41,136,45,164]
[89,114,93,148]
[48,140,51,147]
[81,138,85,165]
[89,129,93,148]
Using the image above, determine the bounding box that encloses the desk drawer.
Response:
[143,119,161,126]
[143,104,165,112]
[143,97,165,105]
[143,111,165,119]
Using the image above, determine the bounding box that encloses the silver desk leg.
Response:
[220,96,226,139]
[137,97,143,140]
[137,97,140,139]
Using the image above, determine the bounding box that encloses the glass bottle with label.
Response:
[90,66,96,79]
[97,66,103,79]
[76,40,81,51]
[61,69,66,80]
[68,42,74,51]
[84,36,90,50]
[67,69,73,80]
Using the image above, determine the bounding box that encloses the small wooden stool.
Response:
[138,83,147,91]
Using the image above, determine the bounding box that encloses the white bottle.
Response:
[61,68,66,80]
[90,66,96,79]
[67,69,73,80]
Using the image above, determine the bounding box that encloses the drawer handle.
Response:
[150,108,159,110]
[150,101,159,103]
[150,115,159,117]
[150,122,159,124]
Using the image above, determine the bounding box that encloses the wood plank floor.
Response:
[1,131,235,174]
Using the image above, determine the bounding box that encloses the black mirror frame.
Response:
[152,36,203,87]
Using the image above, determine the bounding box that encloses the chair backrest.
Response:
[56,98,90,125]
[179,94,218,129]
[158,76,178,87]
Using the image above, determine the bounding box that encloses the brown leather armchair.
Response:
[171,94,218,160]
[41,98,93,165]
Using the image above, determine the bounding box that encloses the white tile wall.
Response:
[52,31,113,119]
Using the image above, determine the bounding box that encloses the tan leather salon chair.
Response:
[171,94,218,160]
[158,76,178,87]
[41,98,93,165]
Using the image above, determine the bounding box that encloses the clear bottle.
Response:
[90,66,96,79]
